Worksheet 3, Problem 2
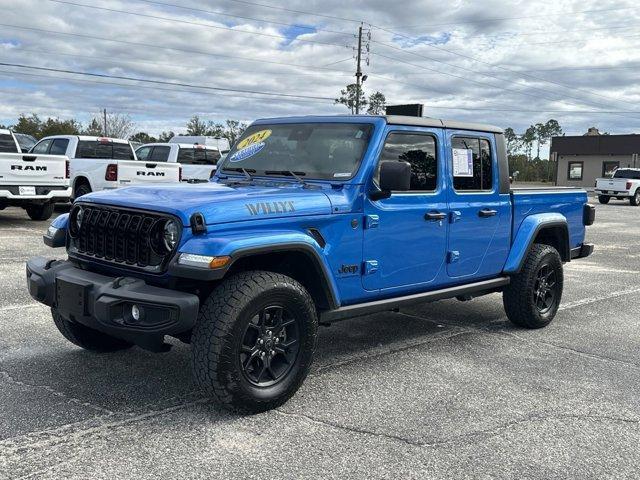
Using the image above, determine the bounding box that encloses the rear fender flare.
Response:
[503,213,569,274]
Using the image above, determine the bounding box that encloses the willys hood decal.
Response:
[80,182,332,226]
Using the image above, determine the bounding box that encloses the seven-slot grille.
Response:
[71,205,173,269]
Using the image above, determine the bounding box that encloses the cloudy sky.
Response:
[1,0,640,153]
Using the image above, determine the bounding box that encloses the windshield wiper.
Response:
[221,167,256,181]
[264,170,308,186]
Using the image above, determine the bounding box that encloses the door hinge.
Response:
[364,214,379,229]
[449,211,462,223]
[364,260,379,275]
[447,251,460,263]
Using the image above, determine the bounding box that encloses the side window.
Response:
[113,143,135,160]
[49,139,69,155]
[32,139,53,154]
[136,146,152,161]
[207,149,222,165]
[451,137,493,191]
[567,161,583,180]
[177,148,195,164]
[0,134,19,153]
[377,132,438,191]
[149,146,170,162]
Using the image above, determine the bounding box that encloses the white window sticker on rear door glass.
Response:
[452,148,473,177]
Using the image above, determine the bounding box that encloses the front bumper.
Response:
[26,257,199,351]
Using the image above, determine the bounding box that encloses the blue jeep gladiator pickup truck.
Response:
[27,115,595,412]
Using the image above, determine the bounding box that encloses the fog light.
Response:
[131,304,141,321]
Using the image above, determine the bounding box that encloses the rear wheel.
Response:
[51,308,133,352]
[191,271,318,413]
[74,182,91,200]
[630,190,640,206]
[25,203,54,221]
[598,195,610,204]
[503,244,563,329]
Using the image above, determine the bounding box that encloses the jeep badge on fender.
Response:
[27,115,594,414]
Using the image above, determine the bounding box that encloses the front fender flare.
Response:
[170,231,340,309]
[503,213,569,274]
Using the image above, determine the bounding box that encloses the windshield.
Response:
[613,169,640,179]
[219,123,373,180]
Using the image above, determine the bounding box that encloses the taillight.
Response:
[626,181,632,190]
[179,166,183,182]
[65,160,70,179]
[105,163,118,181]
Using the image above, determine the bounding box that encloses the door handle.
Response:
[425,211,447,221]
[478,208,498,218]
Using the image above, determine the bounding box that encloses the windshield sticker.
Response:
[229,142,265,162]
[452,148,474,177]
[333,172,351,178]
[237,129,272,150]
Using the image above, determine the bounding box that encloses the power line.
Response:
[219,0,363,24]
[47,0,352,50]
[130,0,353,37]
[0,62,335,101]
[369,28,636,115]
[383,5,640,29]
[0,23,355,74]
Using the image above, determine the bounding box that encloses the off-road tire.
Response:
[630,190,640,206]
[598,195,610,204]
[51,308,133,352]
[26,203,54,221]
[74,182,91,200]
[191,271,318,413]
[503,244,563,329]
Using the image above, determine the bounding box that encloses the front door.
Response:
[446,131,511,279]
[363,128,448,291]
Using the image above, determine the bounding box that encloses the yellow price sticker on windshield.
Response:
[237,129,272,150]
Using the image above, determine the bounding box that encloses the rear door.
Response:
[445,131,511,279]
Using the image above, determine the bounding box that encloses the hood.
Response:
[80,182,333,226]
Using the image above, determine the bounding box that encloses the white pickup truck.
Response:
[30,135,182,199]
[595,168,640,205]
[135,143,221,182]
[0,129,71,220]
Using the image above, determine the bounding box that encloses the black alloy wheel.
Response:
[239,305,300,387]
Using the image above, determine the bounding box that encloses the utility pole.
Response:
[355,25,363,115]
[103,108,108,137]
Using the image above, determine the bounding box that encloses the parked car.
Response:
[28,115,594,412]
[30,135,181,199]
[595,168,640,205]
[135,142,221,182]
[0,129,71,220]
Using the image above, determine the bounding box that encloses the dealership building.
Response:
[551,128,640,188]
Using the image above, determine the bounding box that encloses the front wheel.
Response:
[191,271,318,413]
[630,190,640,206]
[503,244,563,329]
[598,195,610,204]
[26,203,54,221]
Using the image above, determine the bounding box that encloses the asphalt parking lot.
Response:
[0,199,638,479]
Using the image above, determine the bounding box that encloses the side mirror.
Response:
[371,161,411,200]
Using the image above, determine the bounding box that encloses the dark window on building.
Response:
[567,161,584,180]
[0,133,19,153]
[376,132,438,191]
[149,146,171,162]
[451,137,493,191]
[32,139,53,154]
[49,139,69,155]
[602,161,619,177]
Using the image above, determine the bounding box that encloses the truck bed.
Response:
[510,187,588,250]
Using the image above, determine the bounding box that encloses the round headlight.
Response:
[163,220,179,251]
[75,207,84,230]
